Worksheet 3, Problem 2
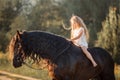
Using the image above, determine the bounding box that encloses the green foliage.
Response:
[8,15,28,38]
[0,52,50,80]
[0,30,8,51]
[61,0,114,46]
[26,0,68,35]
[0,0,118,53]
[0,0,22,52]
[96,7,120,63]
[0,0,21,31]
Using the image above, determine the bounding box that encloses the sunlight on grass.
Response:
[0,64,50,80]
[0,52,50,80]
[115,64,120,80]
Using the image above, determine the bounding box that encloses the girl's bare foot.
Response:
[93,63,97,67]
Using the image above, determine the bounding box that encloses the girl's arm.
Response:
[70,30,73,39]
[71,29,83,41]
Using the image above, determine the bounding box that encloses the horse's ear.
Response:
[16,30,21,40]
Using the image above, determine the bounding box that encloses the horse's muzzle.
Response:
[13,57,23,68]
[13,61,22,68]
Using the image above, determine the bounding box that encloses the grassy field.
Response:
[0,53,120,80]
[0,61,50,80]
[0,53,51,80]
[115,64,120,80]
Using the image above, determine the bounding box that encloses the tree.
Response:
[24,0,69,37]
[95,7,120,63]
[0,0,22,52]
[60,0,114,46]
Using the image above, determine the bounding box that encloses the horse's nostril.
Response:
[17,57,20,60]
[17,57,20,59]
[13,57,22,68]
[17,59,20,62]
[16,57,22,62]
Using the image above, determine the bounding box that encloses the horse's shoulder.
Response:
[88,47,111,58]
[87,47,107,55]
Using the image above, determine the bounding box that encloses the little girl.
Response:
[70,15,97,67]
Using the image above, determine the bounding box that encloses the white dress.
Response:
[72,27,88,47]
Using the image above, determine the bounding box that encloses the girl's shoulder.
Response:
[72,27,84,32]
[79,27,84,31]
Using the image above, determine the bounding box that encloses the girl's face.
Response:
[70,19,76,28]
[70,18,81,29]
[70,19,75,26]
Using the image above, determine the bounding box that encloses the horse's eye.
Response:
[18,46,22,49]
[16,57,21,62]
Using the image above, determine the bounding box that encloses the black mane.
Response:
[21,31,70,60]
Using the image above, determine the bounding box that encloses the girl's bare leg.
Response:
[81,46,97,67]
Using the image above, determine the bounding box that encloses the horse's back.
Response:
[88,47,114,65]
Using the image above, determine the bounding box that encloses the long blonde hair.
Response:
[70,15,89,41]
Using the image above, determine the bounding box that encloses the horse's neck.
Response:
[25,38,52,60]
[24,32,70,61]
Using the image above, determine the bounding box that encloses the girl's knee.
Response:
[81,47,87,53]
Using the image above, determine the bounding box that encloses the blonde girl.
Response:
[70,15,97,67]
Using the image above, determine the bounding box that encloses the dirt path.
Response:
[0,70,41,80]
[0,75,12,80]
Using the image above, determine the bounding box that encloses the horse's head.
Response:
[9,30,25,68]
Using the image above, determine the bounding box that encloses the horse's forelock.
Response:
[9,34,17,60]
[9,32,24,60]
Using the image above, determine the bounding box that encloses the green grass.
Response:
[0,62,51,80]
[0,53,50,80]
[0,62,50,80]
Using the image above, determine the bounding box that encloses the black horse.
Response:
[9,30,115,80]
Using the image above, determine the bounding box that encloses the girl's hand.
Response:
[66,39,74,44]
[66,38,71,41]
[66,38,73,42]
